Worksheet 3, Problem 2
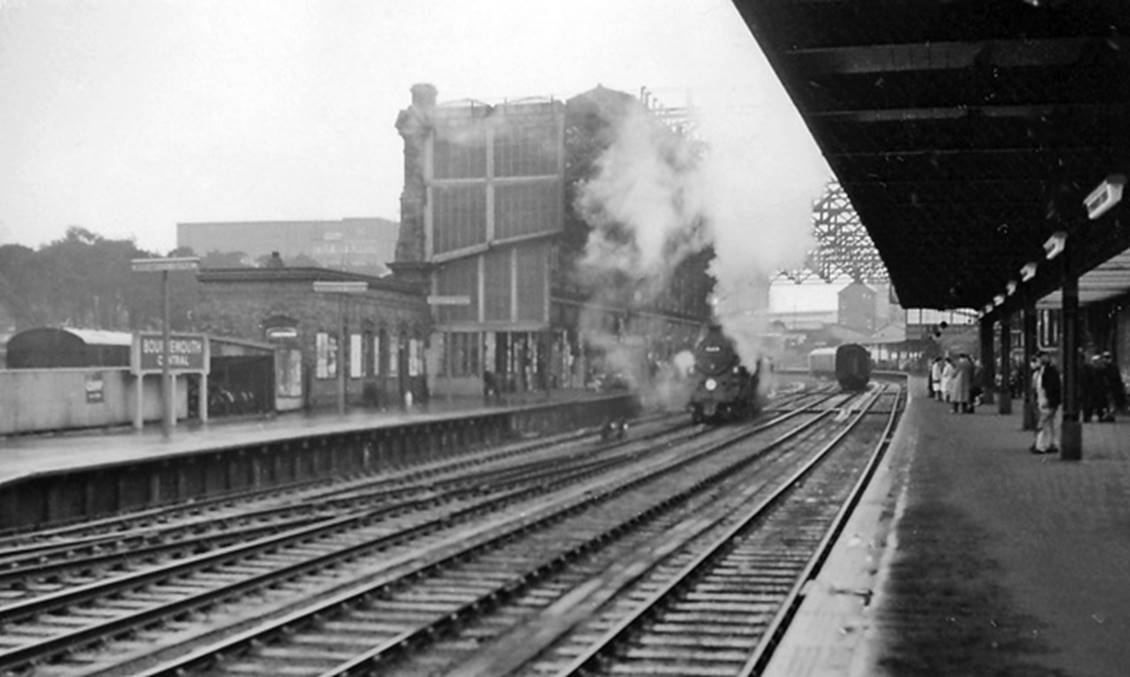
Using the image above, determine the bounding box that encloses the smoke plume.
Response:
[574,95,827,371]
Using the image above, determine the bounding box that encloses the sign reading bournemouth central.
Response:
[132,333,210,374]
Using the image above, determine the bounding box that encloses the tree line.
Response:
[0,226,314,333]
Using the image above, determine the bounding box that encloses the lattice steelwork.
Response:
[782,181,889,285]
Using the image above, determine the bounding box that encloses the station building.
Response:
[193,266,430,412]
[394,83,713,397]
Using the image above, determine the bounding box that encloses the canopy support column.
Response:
[998,313,1012,415]
[1022,295,1038,431]
[1060,243,1082,461]
[979,316,996,405]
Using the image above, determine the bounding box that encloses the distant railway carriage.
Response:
[687,324,763,423]
[5,328,131,369]
[809,343,872,391]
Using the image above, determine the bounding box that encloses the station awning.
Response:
[733,0,1130,315]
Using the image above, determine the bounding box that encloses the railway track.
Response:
[0,405,789,675]
[19,386,880,676]
[0,414,695,600]
[505,385,903,677]
[0,390,827,594]
[0,418,614,551]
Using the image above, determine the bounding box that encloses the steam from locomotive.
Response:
[574,93,826,390]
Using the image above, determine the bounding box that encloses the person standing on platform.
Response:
[1100,352,1125,421]
[482,370,497,405]
[1081,354,1104,423]
[941,356,956,404]
[970,356,984,408]
[951,353,973,414]
[1030,351,1062,455]
[930,357,944,400]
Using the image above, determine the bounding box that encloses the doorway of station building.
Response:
[488,331,550,395]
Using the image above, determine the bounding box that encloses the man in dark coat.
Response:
[1100,352,1125,421]
[1081,355,1105,423]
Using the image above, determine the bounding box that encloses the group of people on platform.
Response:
[1030,350,1127,454]
[927,353,981,414]
[929,349,1125,456]
[1081,352,1126,423]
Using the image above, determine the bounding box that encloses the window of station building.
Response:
[362,330,373,376]
[483,248,512,322]
[446,331,481,377]
[388,333,400,377]
[516,245,547,321]
[494,182,560,240]
[316,331,338,379]
[435,258,478,324]
[368,332,381,379]
[375,329,386,377]
[493,117,559,177]
[349,333,363,379]
[1038,308,1061,349]
[433,129,487,179]
[408,338,424,377]
[433,185,487,254]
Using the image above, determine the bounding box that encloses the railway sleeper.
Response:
[623,645,751,663]
[604,659,737,676]
[649,620,765,635]
[636,633,758,649]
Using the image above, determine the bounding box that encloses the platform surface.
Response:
[0,389,600,487]
[766,377,1130,677]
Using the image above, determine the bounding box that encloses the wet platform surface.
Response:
[767,376,1130,677]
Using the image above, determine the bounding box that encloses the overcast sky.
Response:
[0,0,832,260]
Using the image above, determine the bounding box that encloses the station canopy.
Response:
[734,0,1130,314]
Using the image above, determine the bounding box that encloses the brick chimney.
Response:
[410,83,437,110]
[392,84,436,287]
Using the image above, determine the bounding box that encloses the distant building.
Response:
[838,281,877,333]
[177,217,399,275]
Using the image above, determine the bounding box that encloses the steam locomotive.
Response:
[687,324,762,423]
[808,343,872,391]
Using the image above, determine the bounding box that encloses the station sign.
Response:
[427,294,472,306]
[130,256,201,272]
[132,333,210,374]
[313,280,368,294]
[1084,174,1125,221]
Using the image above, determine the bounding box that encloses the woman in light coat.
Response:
[930,357,944,400]
[940,357,956,403]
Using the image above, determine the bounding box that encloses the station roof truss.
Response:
[781,181,890,285]
[735,0,1130,314]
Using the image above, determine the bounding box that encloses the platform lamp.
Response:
[314,280,368,415]
[131,256,201,439]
